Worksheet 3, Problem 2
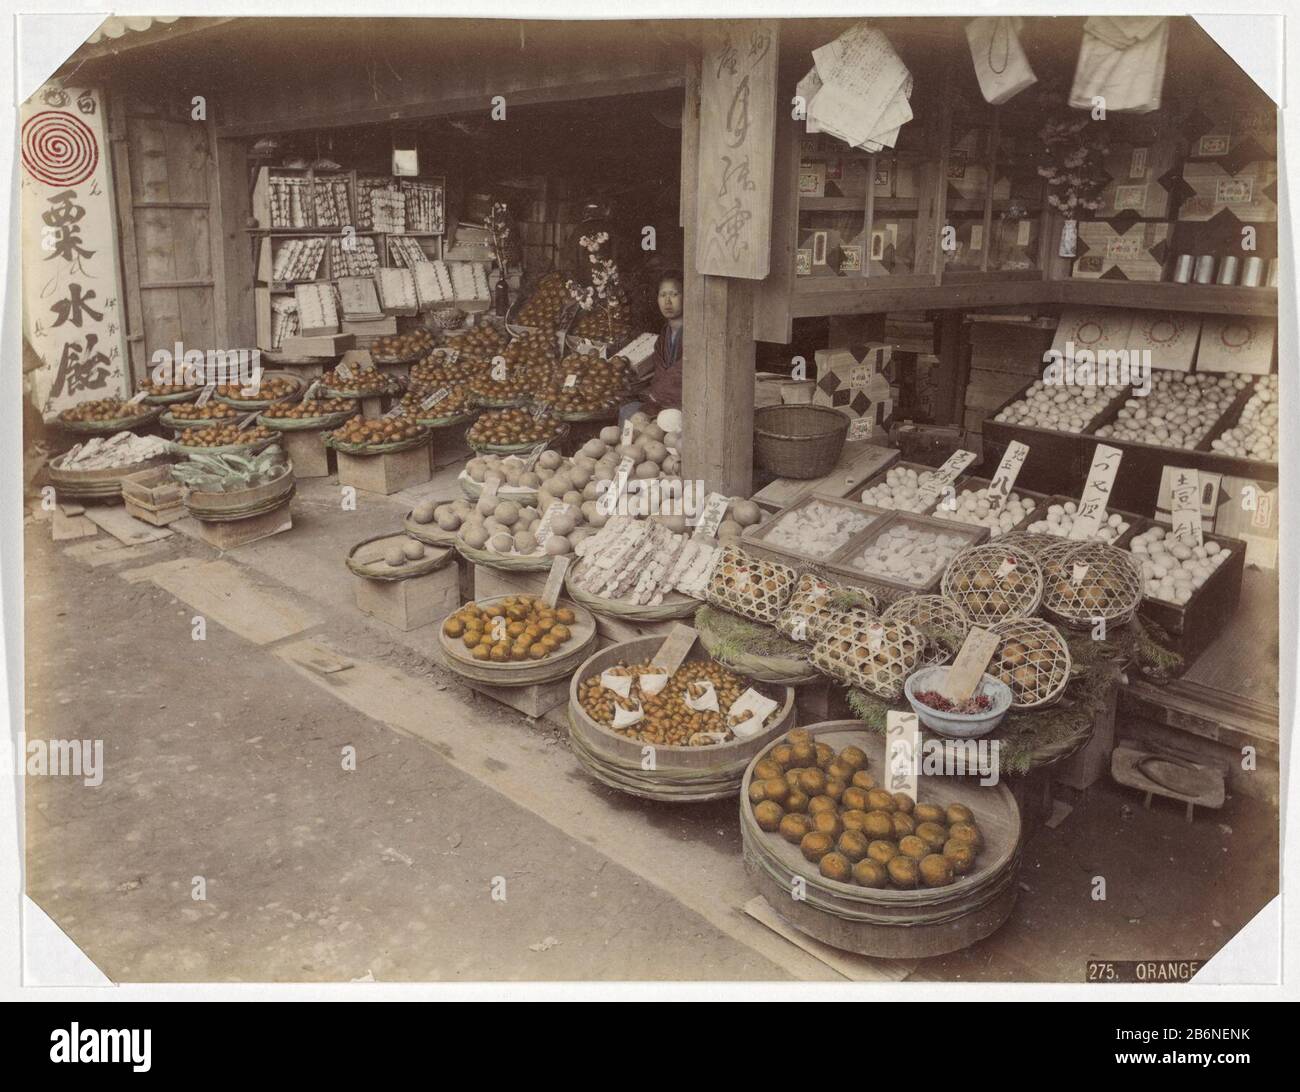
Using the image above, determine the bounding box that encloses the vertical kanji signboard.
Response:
[21,84,129,419]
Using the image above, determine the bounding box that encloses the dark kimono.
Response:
[647,321,684,410]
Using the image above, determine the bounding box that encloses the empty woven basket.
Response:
[753,404,849,479]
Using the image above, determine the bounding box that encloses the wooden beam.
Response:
[105,91,146,384]
[682,51,757,498]
[212,135,257,349]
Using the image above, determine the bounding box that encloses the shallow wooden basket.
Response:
[58,407,161,434]
[185,465,296,522]
[563,565,699,622]
[403,500,462,546]
[694,607,821,686]
[346,533,454,580]
[142,388,202,405]
[439,595,598,687]
[325,430,431,456]
[258,408,358,432]
[567,637,797,803]
[454,540,556,572]
[739,721,1021,959]
[212,370,306,409]
[47,452,172,499]
[466,423,570,456]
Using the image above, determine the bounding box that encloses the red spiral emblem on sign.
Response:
[22,110,98,187]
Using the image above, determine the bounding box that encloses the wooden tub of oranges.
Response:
[740,722,1022,958]
[438,594,598,687]
[567,636,796,802]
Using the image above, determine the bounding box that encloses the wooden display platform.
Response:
[193,500,293,549]
[337,445,431,495]
[353,564,459,632]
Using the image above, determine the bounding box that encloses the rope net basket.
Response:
[775,574,880,643]
[940,542,1043,625]
[705,545,799,626]
[809,615,924,700]
[988,617,1072,710]
[1040,541,1144,630]
[880,594,971,668]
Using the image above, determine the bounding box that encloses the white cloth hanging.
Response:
[966,17,1037,105]
[1069,16,1169,114]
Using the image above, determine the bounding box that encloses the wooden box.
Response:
[855,460,975,516]
[337,445,431,495]
[279,333,355,357]
[825,511,988,603]
[1131,524,1247,666]
[120,466,185,526]
[1072,221,1170,282]
[740,492,891,570]
[353,565,459,632]
[1178,159,1278,223]
[194,500,292,549]
[342,316,399,338]
[472,565,547,602]
[281,429,332,479]
[1055,664,1121,792]
[465,676,570,720]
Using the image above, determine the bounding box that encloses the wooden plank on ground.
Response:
[743,896,915,982]
[51,509,97,541]
[148,559,320,644]
[64,539,173,568]
[82,505,173,546]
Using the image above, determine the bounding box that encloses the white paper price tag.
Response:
[421,387,452,410]
[542,555,570,607]
[847,416,873,442]
[127,389,149,405]
[1073,444,1124,537]
[1071,562,1090,585]
[1168,467,1203,547]
[621,419,635,447]
[995,556,1019,580]
[918,449,977,505]
[942,626,1000,703]
[336,361,354,381]
[692,491,730,539]
[303,380,322,402]
[563,373,578,388]
[523,442,550,471]
[985,440,1030,512]
[534,502,572,547]
[886,711,920,801]
[728,688,779,739]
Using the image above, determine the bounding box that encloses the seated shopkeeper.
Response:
[620,270,684,424]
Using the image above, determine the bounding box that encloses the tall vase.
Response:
[1059,218,1078,259]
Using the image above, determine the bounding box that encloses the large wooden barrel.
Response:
[567,637,796,803]
[740,720,1021,959]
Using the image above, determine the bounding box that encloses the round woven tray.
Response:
[58,407,161,434]
[439,595,599,686]
[413,409,476,429]
[319,382,404,400]
[553,403,618,423]
[563,572,699,622]
[467,423,569,455]
[403,501,462,546]
[259,409,357,432]
[188,482,296,523]
[457,471,539,507]
[346,533,454,580]
[142,388,202,405]
[160,411,240,431]
[454,539,556,572]
[168,437,277,457]
[325,430,431,456]
[47,452,172,499]
[212,370,306,409]
[470,393,530,409]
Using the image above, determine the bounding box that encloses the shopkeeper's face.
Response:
[658,282,683,321]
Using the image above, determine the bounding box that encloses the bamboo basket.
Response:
[753,404,849,480]
[168,437,278,457]
[454,539,555,572]
[325,430,431,456]
[184,465,296,522]
[567,637,797,802]
[212,370,306,409]
[403,501,462,546]
[439,595,598,686]
[1039,541,1144,630]
[47,452,172,500]
[553,403,618,423]
[141,388,202,405]
[988,617,1072,710]
[563,571,699,622]
[413,409,477,429]
[466,423,569,456]
[259,408,358,432]
[58,407,161,434]
[346,533,455,580]
[880,594,971,668]
[160,410,242,431]
[739,722,1021,958]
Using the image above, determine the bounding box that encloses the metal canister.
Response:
[1216,256,1240,286]
[1172,254,1194,283]
[1241,256,1265,287]
[1194,255,1216,285]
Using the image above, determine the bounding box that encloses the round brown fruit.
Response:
[914,803,946,825]
[891,812,916,839]
[944,841,977,875]
[824,779,847,802]
[819,852,853,883]
[811,811,843,840]
[839,746,868,772]
[863,810,895,840]
[887,856,920,889]
[899,835,929,861]
[785,789,810,814]
[797,769,827,796]
[948,821,983,849]
[807,794,838,816]
[867,839,899,865]
[892,792,916,814]
[946,803,975,826]
[866,789,896,812]
[853,858,889,888]
[779,813,813,845]
[837,830,871,863]
[919,854,955,888]
[754,759,784,782]
[762,778,790,806]
[753,801,784,831]
[915,821,948,851]
[851,771,878,791]
[747,781,767,804]
[841,787,870,812]
[840,809,870,833]
[800,831,835,863]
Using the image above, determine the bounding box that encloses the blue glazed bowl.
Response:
[904,665,1012,739]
